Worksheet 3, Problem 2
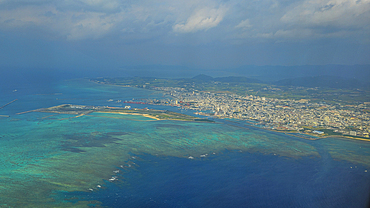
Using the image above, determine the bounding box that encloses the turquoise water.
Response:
[0,78,369,207]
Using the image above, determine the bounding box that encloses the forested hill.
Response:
[192,74,368,90]
[273,75,367,89]
[192,74,263,84]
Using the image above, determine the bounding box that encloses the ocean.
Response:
[0,72,369,208]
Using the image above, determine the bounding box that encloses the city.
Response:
[145,86,370,139]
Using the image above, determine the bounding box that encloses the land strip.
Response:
[27,104,214,123]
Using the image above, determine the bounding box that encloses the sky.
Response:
[0,0,369,71]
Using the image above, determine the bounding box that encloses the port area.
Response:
[24,104,214,122]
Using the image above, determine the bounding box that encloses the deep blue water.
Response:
[0,71,170,115]
[63,151,370,208]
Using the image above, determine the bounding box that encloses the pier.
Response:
[0,99,17,109]
[16,109,38,115]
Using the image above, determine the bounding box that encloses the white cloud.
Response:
[0,0,368,42]
[253,28,359,40]
[265,0,370,41]
[78,0,119,8]
[61,0,122,13]
[65,12,116,40]
[173,6,227,33]
[255,32,274,38]
[231,0,370,41]
[274,29,314,39]
[235,19,252,30]
[0,5,119,40]
[281,0,370,28]
[0,6,50,27]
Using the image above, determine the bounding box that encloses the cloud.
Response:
[65,12,117,40]
[274,29,314,39]
[173,6,227,33]
[0,5,119,40]
[58,0,123,13]
[267,0,370,41]
[280,0,370,28]
[77,0,119,8]
[235,19,252,30]
[0,0,368,43]
[232,0,370,41]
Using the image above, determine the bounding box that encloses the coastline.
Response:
[90,80,370,143]
[218,117,370,142]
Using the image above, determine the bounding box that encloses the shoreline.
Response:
[217,117,370,142]
[92,80,370,143]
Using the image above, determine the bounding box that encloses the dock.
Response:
[0,99,18,109]
[16,109,38,115]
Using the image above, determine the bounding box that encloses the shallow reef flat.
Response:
[0,110,318,207]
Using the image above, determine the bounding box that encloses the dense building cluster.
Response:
[148,87,370,138]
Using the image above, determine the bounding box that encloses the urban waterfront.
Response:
[93,78,370,140]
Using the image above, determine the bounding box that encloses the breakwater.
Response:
[0,99,17,109]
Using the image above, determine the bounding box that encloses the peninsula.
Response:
[29,104,214,122]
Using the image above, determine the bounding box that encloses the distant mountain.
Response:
[274,75,364,89]
[191,74,263,84]
[192,74,214,82]
[214,76,263,83]
[230,65,370,83]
